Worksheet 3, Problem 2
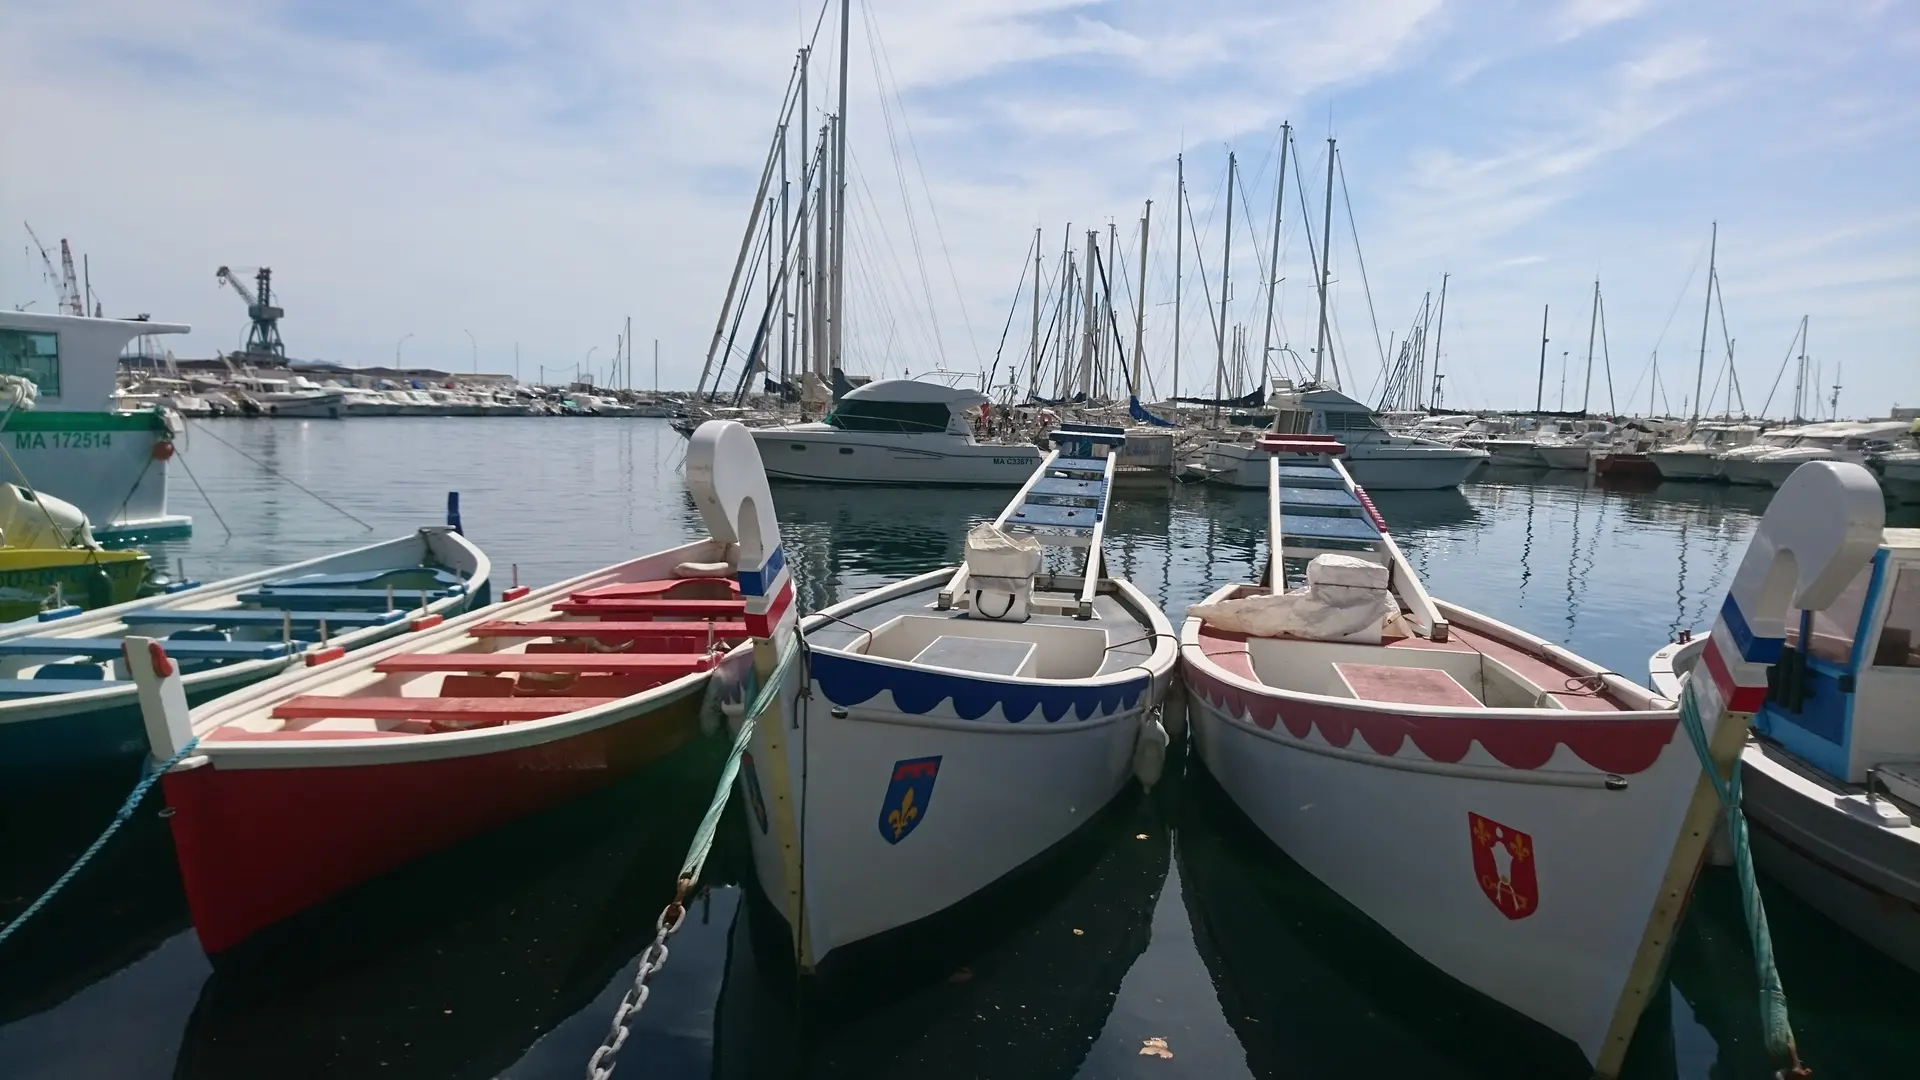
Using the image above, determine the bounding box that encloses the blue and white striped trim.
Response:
[737,544,786,598]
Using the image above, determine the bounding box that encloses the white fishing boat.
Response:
[1202,386,1487,490]
[748,379,1042,486]
[1731,420,1911,488]
[1180,426,1882,1076]
[735,424,1178,972]
[1718,425,1817,485]
[0,310,194,542]
[1650,516,1916,973]
[1649,422,1764,481]
[125,420,781,954]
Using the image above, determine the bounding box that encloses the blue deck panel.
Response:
[1049,457,1109,475]
[1275,464,1346,488]
[1279,514,1382,543]
[1029,476,1106,500]
[1278,485,1362,510]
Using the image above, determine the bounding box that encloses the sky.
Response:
[3,0,1916,417]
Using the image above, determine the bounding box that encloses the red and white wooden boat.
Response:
[127,420,793,954]
[1180,431,1883,1076]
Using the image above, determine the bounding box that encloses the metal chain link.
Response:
[585,885,690,1080]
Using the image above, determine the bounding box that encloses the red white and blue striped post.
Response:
[738,542,795,642]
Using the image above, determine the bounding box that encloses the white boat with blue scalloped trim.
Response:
[1650,520,1920,973]
[733,423,1178,972]
[1181,431,1884,1078]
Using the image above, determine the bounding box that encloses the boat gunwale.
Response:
[169,539,735,769]
[0,529,489,722]
[801,567,1178,693]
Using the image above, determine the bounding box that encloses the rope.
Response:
[586,640,801,1080]
[1677,682,1810,1078]
[184,419,374,531]
[0,738,201,948]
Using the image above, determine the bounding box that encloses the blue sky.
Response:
[3,0,1914,415]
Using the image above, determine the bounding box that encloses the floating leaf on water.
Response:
[1072,928,1084,936]
[1136,833,1149,840]
[1139,1037,1173,1059]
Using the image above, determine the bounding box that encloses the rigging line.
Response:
[985,232,1037,396]
[858,15,949,368]
[1336,152,1387,388]
[860,0,983,365]
[1291,134,1332,383]
[185,420,374,531]
[1758,319,1803,419]
[843,216,909,372]
[170,447,232,540]
[1599,289,1616,415]
[1182,177,1224,356]
[1652,231,1711,354]
[1713,269,1746,415]
[847,150,944,363]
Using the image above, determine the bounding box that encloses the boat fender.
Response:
[1160,681,1188,741]
[1133,713,1169,790]
[86,567,114,609]
[675,543,739,579]
[152,439,176,461]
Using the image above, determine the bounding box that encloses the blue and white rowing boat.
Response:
[0,522,491,788]
[733,424,1178,973]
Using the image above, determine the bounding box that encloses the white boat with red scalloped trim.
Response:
[1181,429,1884,1078]
[126,421,793,955]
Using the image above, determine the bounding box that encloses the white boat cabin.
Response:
[818,378,988,436]
[0,310,190,412]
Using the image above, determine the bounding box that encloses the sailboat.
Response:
[1179,418,1883,1075]
[734,423,1178,973]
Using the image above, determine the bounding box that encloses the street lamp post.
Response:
[396,332,415,366]
[584,346,599,389]
[464,328,478,375]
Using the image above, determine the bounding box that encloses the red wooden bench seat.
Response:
[552,598,748,618]
[372,653,716,676]
[471,620,749,640]
[270,696,618,722]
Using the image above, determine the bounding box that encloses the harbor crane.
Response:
[23,222,84,315]
[216,265,285,358]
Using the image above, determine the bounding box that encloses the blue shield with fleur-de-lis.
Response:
[877,756,941,844]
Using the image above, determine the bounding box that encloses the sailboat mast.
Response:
[814,124,830,383]
[831,0,850,378]
[1174,156,1184,410]
[1215,152,1236,427]
[1313,138,1336,387]
[1080,230,1097,400]
[1261,122,1290,396]
[1029,227,1041,399]
[1430,272,1448,408]
[1582,278,1599,413]
[778,121,790,390]
[1692,221,1716,424]
[1134,201,1150,396]
[1535,304,1549,413]
[1794,315,1809,421]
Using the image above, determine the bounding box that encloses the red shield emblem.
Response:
[1468,812,1538,920]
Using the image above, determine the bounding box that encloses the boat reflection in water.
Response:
[712,783,1173,1079]
[1176,765,1683,1080]
[169,740,724,1080]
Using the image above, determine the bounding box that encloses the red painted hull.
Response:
[162,690,704,954]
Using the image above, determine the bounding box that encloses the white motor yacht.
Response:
[1204,386,1488,490]
[1726,421,1909,488]
[1716,426,1813,485]
[749,378,1041,486]
[1649,422,1764,481]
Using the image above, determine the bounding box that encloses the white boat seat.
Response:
[1009,503,1099,530]
[911,635,1039,678]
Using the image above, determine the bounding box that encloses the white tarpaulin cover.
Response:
[1192,555,1396,642]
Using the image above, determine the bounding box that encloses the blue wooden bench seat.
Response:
[0,637,293,661]
[1029,476,1106,499]
[264,567,463,590]
[237,587,449,609]
[126,609,405,629]
[0,678,117,699]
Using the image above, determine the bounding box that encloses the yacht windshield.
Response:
[823,398,955,433]
[1320,410,1386,434]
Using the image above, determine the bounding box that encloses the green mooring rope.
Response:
[1678,683,1805,1074]
[678,642,800,886]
